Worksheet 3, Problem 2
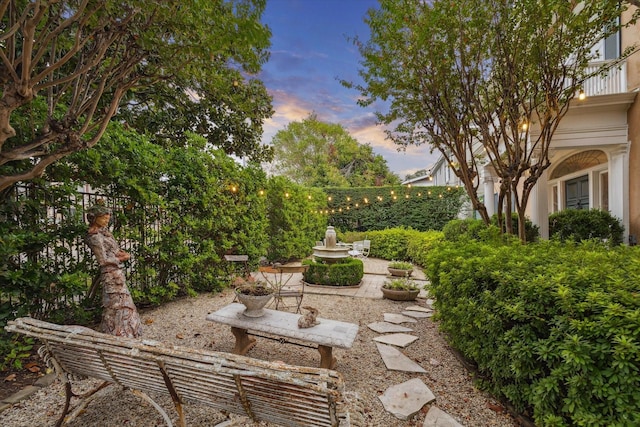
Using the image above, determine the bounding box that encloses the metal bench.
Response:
[5,317,364,427]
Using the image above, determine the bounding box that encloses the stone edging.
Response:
[0,373,56,413]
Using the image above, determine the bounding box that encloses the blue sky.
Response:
[258,0,438,180]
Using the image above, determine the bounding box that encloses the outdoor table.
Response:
[206,303,359,369]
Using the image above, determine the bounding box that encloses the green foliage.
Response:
[302,258,364,286]
[491,213,540,243]
[271,114,399,187]
[443,218,494,242]
[1,0,273,191]
[405,230,444,266]
[549,209,624,246]
[327,186,466,232]
[426,239,640,426]
[264,177,326,263]
[383,277,420,291]
[0,335,33,371]
[387,260,413,270]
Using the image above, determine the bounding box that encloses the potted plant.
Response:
[233,276,274,317]
[387,260,414,277]
[381,278,421,301]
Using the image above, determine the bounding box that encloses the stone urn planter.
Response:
[235,282,273,317]
[381,278,421,301]
[387,261,414,277]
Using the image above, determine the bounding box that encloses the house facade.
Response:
[526,8,639,242]
[412,9,639,243]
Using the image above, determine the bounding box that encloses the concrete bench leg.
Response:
[318,345,337,369]
[231,327,256,355]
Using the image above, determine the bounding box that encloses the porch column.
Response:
[529,169,549,240]
[609,145,630,242]
[483,165,496,218]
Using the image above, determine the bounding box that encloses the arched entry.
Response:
[549,150,608,212]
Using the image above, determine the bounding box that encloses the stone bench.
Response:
[207,303,359,369]
[5,317,364,427]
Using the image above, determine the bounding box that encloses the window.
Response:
[604,17,620,60]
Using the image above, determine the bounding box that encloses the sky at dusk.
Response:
[258,0,438,180]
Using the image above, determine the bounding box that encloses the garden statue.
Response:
[85,202,142,338]
[297,306,319,328]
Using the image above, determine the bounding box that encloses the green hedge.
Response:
[264,176,327,263]
[549,208,624,246]
[302,257,364,286]
[425,239,640,426]
[325,185,466,232]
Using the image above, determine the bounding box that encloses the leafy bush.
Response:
[265,177,326,263]
[549,208,624,246]
[426,239,640,426]
[388,260,413,270]
[442,218,492,242]
[302,258,363,286]
[491,212,540,242]
[382,277,420,291]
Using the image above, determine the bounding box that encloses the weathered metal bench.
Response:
[5,317,364,427]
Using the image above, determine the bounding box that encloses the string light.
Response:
[578,89,586,101]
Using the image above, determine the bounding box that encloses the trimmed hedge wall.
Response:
[325,185,466,232]
[302,257,364,286]
[425,239,640,426]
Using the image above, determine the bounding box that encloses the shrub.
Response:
[388,260,413,270]
[442,218,490,242]
[382,277,420,291]
[491,213,540,242]
[549,208,624,246]
[426,239,640,426]
[302,257,363,286]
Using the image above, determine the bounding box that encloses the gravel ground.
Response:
[0,290,520,426]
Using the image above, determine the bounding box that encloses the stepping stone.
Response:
[426,298,435,307]
[378,378,435,420]
[422,406,465,426]
[373,333,418,348]
[402,311,432,319]
[376,343,426,373]
[406,305,433,313]
[384,313,417,324]
[367,322,414,333]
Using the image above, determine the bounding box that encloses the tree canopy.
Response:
[350,0,639,241]
[270,114,399,188]
[0,0,273,193]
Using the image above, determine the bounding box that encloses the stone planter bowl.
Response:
[387,267,413,277]
[381,287,420,301]
[236,291,273,317]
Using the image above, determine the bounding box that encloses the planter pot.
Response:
[381,287,420,301]
[387,267,413,277]
[236,291,273,317]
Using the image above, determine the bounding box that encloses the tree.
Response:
[0,0,271,193]
[349,0,639,241]
[271,114,400,187]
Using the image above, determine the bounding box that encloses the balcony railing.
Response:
[582,60,627,96]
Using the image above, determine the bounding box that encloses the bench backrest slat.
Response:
[6,317,348,427]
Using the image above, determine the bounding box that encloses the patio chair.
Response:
[349,241,364,257]
[361,239,371,258]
